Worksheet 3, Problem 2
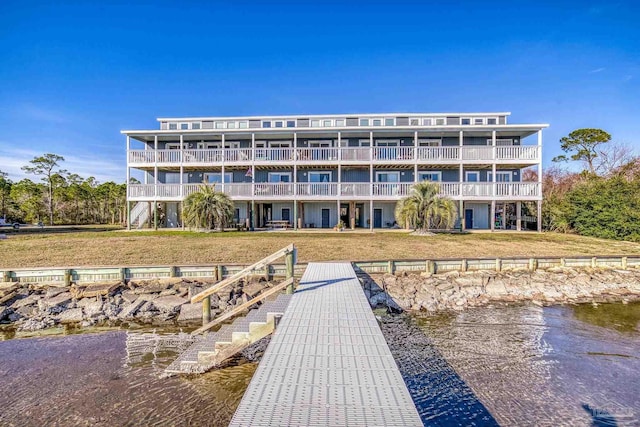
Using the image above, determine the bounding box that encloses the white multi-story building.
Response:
[123,112,547,231]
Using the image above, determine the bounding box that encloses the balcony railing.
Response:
[128,182,541,200]
[128,146,541,166]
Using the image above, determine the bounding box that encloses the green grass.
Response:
[1,228,639,269]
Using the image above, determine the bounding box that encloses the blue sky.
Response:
[1,1,638,183]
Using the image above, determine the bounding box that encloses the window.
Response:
[461,118,471,125]
[268,172,291,183]
[323,120,332,127]
[181,123,189,130]
[358,139,371,147]
[204,172,232,183]
[215,121,225,129]
[311,120,320,127]
[385,118,395,126]
[191,122,201,130]
[335,119,345,127]
[487,118,497,125]
[275,121,283,128]
[227,122,236,129]
[376,171,400,182]
[474,118,484,125]
[486,138,514,146]
[418,139,441,147]
[262,121,271,128]
[410,118,420,126]
[359,118,369,126]
[286,120,296,127]
[269,141,291,148]
[372,119,382,126]
[169,123,177,130]
[309,171,332,182]
[419,171,442,182]
[376,139,399,147]
[488,171,511,182]
[465,171,480,182]
[422,118,432,126]
[239,121,248,129]
[435,118,445,125]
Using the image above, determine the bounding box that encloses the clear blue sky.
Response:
[1,1,638,183]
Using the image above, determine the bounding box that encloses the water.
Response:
[0,303,638,426]
[384,302,640,426]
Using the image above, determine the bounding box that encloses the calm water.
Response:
[0,302,638,426]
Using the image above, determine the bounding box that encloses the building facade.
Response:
[123,112,547,231]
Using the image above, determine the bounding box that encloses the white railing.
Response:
[128,184,156,198]
[496,146,539,161]
[223,183,253,197]
[254,148,294,162]
[340,147,370,161]
[373,147,414,161]
[461,182,493,197]
[438,183,460,197]
[128,182,541,200]
[296,183,338,197]
[417,147,459,161]
[372,183,413,197]
[128,150,155,164]
[182,149,223,163]
[461,146,494,161]
[496,182,540,197]
[296,148,339,162]
[224,148,253,163]
[254,183,294,197]
[156,150,182,163]
[340,183,371,197]
[129,145,540,165]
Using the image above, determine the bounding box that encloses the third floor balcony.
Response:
[128,145,540,167]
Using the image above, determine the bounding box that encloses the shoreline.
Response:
[1,266,640,337]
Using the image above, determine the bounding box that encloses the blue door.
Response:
[321,209,330,228]
[374,209,382,228]
[465,209,473,229]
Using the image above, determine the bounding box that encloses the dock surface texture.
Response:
[229,262,422,427]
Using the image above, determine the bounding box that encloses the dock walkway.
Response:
[229,262,422,426]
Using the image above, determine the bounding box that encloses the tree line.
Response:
[0,153,127,225]
[543,128,640,241]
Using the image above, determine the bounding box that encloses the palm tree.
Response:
[395,181,457,231]
[183,184,234,230]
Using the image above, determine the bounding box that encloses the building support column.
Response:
[414,130,419,183]
[459,200,465,230]
[369,200,374,232]
[537,129,543,233]
[349,201,356,229]
[251,132,256,231]
[370,130,374,232]
[490,200,496,231]
[126,135,131,230]
[516,201,522,231]
[181,201,185,231]
[221,133,225,194]
[293,132,298,230]
[537,200,542,232]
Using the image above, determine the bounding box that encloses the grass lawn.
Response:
[1,228,639,269]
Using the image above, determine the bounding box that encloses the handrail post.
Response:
[285,248,295,294]
[202,296,211,325]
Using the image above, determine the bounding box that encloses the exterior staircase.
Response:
[164,293,292,375]
[129,201,150,229]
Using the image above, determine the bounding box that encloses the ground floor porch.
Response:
[130,199,540,232]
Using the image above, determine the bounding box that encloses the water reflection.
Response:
[0,330,255,426]
[410,303,640,426]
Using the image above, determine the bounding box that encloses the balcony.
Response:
[128,145,541,167]
[128,182,541,201]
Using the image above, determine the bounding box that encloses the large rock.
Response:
[11,294,41,309]
[57,308,84,323]
[44,292,72,308]
[118,300,146,319]
[71,282,121,299]
[485,279,508,296]
[177,303,202,321]
[153,295,187,312]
